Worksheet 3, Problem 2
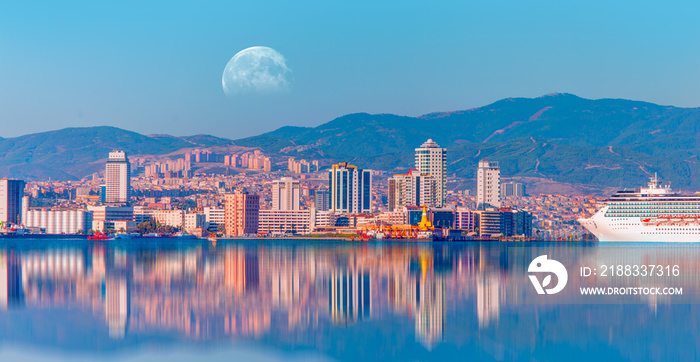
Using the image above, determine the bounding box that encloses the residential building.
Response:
[501,182,526,198]
[184,213,206,231]
[271,177,300,211]
[415,139,447,207]
[454,207,476,232]
[474,208,532,237]
[510,209,533,237]
[477,159,500,209]
[0,178,24,225]
[314,187,330,211]
[151,210,185,228]
[329,163,372,214]
[257,208,333,235]
[474,209,502,236]
[388,169,438,211]
[105,151,131,204]
[113,220,137,233]
[132,206,152,224]
[377,210,407,225]
[204,207,225,232]
[88,206,134,222]
[21,196,29,225]
[224,191,260,236]
[88,205,133,232]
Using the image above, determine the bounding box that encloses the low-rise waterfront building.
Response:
[257,208,334,235]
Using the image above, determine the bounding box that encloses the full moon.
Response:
[222,46,290,95]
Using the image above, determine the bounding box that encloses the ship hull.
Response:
[579,206,700,242]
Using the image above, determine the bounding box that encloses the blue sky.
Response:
[1,0,698,139]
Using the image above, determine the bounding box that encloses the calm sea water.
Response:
[0,238,698,362]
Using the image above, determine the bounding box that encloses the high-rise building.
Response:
[314,187,330,211]
[415,139,447,207]
[271,177,300,211]
[224,191,260,236]
[0,178,25,225]
[477,159,500,209]
[501,182,526,198]
[21,196,29,225]
[387,169,438,211]
[105,151,131,204]
[329,163,372,214]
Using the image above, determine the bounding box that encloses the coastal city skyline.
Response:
[1,1,698,360]
[1,135,594,241]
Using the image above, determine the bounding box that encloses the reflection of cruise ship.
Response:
[579,175,700,242]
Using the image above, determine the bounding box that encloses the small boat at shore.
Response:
[87,232,112,241]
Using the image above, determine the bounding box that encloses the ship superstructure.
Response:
[578,175,700,242]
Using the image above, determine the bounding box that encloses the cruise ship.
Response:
[578,175,700,242]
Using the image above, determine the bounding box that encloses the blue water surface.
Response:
[0,238,697,361]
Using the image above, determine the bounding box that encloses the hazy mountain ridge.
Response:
[1,94,698,189]
[236,94,700,189]
[0,126,235,180]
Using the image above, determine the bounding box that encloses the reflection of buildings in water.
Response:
[223,308,271,338]
[128,246,267,340]
[387,270,416,316]
[264,246,321,330]
[476,273,501,328]
[224,246,247,295]
[0,251,23,310]
[113,248,128,269]
[92,245,106,280]
[271,260,302,308]
[329,268,371,325]
[105,276,129,339]
[385,258,446,350]
[414,274,445,350]
[21,249,85,281]
[20,248,94,312]
[0,243,463,346]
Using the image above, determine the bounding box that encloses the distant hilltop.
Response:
[1,93,699,191]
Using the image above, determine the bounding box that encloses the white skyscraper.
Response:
[415,139,447,207]
[105,151,131,204]
[477,159,501,209]
[272,177,300,210]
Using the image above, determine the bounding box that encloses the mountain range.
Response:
[1,93,698,191]
[236,93,700,190]
[0,127,234,181]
